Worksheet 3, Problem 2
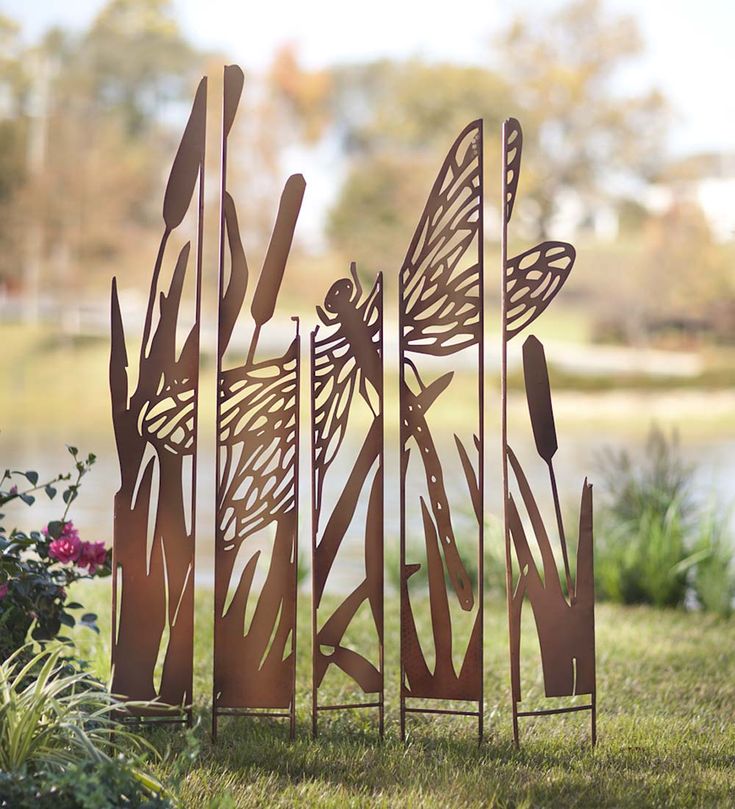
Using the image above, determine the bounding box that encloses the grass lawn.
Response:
[65,581,735,808]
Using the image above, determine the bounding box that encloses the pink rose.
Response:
[49,535,81,564]
[48,522,82,565]
[78,541,107,574]
[0,582,9,600]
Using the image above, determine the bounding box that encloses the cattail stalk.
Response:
[522,334,574,601]
[246,174,306,365]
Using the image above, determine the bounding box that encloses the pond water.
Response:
[4,385,735,596]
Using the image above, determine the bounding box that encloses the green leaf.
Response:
[47,521,64,539]
[65,601,83,609]
[24,471,39,485]
[81,613,97,624]
[59,612,75,628]
[67,445,78,456]
[32,617,60,639]
[19,493,35,506]
[45,485,57,499]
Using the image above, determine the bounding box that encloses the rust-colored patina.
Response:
[110,77,207,724]
[398,120,485,742]
[500,117,596,746]
[310,266,384,737]
[212,65,304,741]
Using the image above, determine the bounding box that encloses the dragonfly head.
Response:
[324,278,354,314]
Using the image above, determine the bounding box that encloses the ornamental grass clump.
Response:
[687,508,735,617]
[595,427,735,615]
[0,646,169,806]
[0,646,158,773]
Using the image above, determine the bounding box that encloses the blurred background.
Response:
[1,0,734,609]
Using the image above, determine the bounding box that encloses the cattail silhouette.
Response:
[141,77,207,362]
[522,334,574,601]
[247,174,306,364]
[163,78,207,231]
[223,65,244,138]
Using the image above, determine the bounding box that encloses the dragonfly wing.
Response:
[313,334,358,512]
[505,241,575,339]
[401,120,482,356]
[503,117,523,223]
[218,341,299,545]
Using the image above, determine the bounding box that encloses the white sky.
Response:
[3,0,734,157]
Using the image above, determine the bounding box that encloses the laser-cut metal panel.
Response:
[213,65,304,739]
[500,117,596,745]
[110,77,207,718]
[398,120,484,739]
[310,266,384,736]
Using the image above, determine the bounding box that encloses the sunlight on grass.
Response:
[65,580,735,808]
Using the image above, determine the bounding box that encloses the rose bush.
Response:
[0,446,110,662]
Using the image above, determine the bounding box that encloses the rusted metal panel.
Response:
[110,77,207,723]
[310,266,384,737]
[212,65,304,740]
[500,117,596,746]
[398,120,485,741]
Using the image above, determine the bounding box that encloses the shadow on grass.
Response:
[137,705,735,808]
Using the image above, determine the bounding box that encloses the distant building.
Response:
[528,151,735,245]
[643,151,735,243]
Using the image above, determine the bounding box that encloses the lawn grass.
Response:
[65,581,735,808]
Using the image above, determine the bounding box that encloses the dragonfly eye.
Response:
[324,278,354,313]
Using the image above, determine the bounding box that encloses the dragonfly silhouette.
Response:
[314,261,382,513]
[312,264,383,694]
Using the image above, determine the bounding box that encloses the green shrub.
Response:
[0,759,172,808]
[0,447,110,663]
[596,427,696,528]
[595,427,734,613]
[597,501,688,607]
[688,509,735,617]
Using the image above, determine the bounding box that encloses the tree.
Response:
[640,202,733,322]
[0,16,29,292]
[327,152,434,275]
[0,0,207,304]
[323,60,512,270]
[271,1,668,262]
[268,43,331,146]
[498,0,668,237]
[73,0,198,137]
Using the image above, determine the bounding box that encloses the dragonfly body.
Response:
[317,268,381,411]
